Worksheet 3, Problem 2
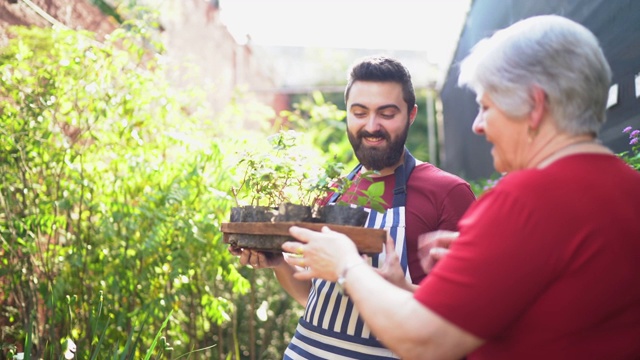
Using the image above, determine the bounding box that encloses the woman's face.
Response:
[472,93,529,173]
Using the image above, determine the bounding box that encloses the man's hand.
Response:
[229,245,313,306]
[228,246,285,269]
[417,230,459,273]
[374,236,415,292]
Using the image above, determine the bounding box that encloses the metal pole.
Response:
[426,89,437,165]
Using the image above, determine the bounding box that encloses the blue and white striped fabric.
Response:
[283,207,409,359]
[283,150,415,360]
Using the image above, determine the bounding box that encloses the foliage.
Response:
[620,126,640,171]
[279,91,354,167]
[231,129,345,208]
[326,171,388,213]
[275,92,391,212]
[350,178,387,213]
[405,88,437,163]
[0,24,290,359]
[468,173,502,198]
[230,128,390,213]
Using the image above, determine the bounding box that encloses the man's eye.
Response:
[381,113,396,119]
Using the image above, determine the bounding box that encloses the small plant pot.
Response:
[230,206,276,223]
[319,204,369,226]
[228,206,279,251]
[275,203,313,222]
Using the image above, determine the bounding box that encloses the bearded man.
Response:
[235,56,476,359]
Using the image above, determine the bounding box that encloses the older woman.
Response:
[283,15,640,360]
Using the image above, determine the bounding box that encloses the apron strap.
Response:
[392,148,416,208]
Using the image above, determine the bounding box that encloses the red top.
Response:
[415,154,640,359]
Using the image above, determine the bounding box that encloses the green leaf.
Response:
[143,310,172,360]
[365,181,385,198]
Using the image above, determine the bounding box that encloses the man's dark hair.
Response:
[344,56,416,114]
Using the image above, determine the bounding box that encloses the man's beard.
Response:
[348,124,409,171]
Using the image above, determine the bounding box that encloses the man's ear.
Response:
[529,85,547,130]
[409,104,418,126]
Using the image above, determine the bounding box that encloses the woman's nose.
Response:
[472,113,485,135]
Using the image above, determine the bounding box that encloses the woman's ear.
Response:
[528,85,547,130]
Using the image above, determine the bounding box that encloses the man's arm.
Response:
[439,182,476,230]
[230,248,311,306]
[272,260,312,306]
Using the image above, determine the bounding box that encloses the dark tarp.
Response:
[440,0,640,180]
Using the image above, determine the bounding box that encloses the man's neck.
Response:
[362,155,405,177]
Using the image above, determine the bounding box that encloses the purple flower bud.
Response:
[631,130,640,138]
[631,138,639,145]
[623,126,633,133]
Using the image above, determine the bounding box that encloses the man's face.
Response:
[346,81,415,172]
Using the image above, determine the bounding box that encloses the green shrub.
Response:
[0,25,254,359]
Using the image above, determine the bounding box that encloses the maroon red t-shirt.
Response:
[334,161,475,284]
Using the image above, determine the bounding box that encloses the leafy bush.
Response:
[279,91,353,167]
[1,17,467,360]
[0,24,270,359]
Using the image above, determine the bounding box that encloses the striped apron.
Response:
[283,149,416,360]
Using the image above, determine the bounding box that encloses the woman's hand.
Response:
[417,230,459,273]
[283,226,362,282]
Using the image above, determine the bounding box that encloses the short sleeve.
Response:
[438,182,476,231]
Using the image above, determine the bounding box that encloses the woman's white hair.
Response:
[458,15,612,135]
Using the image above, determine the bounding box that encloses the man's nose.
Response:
[364,114,382,132]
